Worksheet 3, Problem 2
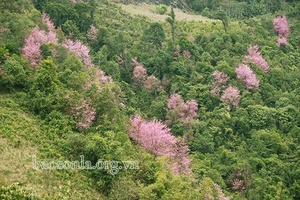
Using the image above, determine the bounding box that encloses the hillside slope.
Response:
[1,0,300,199]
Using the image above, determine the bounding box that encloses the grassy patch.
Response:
[0,95,105,199]
[118,3,215,22]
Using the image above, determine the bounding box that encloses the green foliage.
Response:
[143,22,165,48]
[166,7,175,42]
[213,10,229,32]
[0,183,40,200]
[29,59,61,116]
[32,59,59,94]
[155,4,168,15]
[1,59,27,89]
[247,105,277,130]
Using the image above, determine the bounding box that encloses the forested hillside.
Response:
[0,0,299,199]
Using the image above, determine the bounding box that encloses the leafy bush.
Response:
[155,4,168,15]
[0,183,40,200]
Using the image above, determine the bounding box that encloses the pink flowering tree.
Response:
[71,98,96,129]
[132,58,147,85]
[131,57,162,92]
[273,15,289,46]
[128,114,191,174]
[277,36,288,46]
[235,64,259,90]
[226,169,247,193]
[213,183,231,200]
[244,45,269,73]
[85,67,113,92]
[41,13,58,44]
[167,94,198,126]
[87,24,98,43]
[182,50,191,59]
[144,75,161,93]
[129,114,177,156]
[133,65,147,81]
[170,140,191,175]
[22,13,58,67]
[211,70,229,96]
[221,86,240,111]
[22,27,44,67]
[63,39,94,67]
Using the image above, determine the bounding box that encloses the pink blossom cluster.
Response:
[187,35,195,42]
[213,183,231,200]
[221,86,240,110]
[85,68,113,92]
[95,68,113,84]
[173,46,191,60]
[71,98,96,129]
[144,75,161,92]
[132,58,162,92]
[87,25,98,42]
[41,13,58,44]
[210,70,240,110]
[133,65,147,83]
[211,70,229,95]
[63,39,94,67]
[22,28,45,67]
[173,45,191,60]
[277,37,288,46]
[273,15,289,46]
[232,179,246,192]
[128,114,191,174]
[235,64,259,90]
[167,94,198,125]
[244,45,269,72]
[22,13,58,67]
[182,50,191,59]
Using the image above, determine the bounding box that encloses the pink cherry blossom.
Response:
[144,75,161,92]
[22,14,58,67]
[87,25,98,42]
[167,94,198,125]
[221,86,240,109]
[244,45,269,73]
[211,70,229,96]
[63,39,94,67]
[277,35,288,46]
[128,114,191,174]
[71,98,96,129]
[85,68,113,92]
[133,65,147,82]
[182,50,191,59]
[167,94,184,109]
[273,16,289,46]
[273,15,289,38]
[235,64,259,90]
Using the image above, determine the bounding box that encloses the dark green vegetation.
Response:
[0,0,300,199]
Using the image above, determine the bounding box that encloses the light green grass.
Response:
[118,3,215,22]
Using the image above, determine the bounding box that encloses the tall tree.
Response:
[166,7,176,43]
[213,10,229,32]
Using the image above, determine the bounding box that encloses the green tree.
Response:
[213,10,229,32]
[29,58,60,116]
[143,22,165,48]
[166,7,175,43]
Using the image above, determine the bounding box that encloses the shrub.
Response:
[155,4,168,15]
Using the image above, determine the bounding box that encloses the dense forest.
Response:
[0,0,299,199]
